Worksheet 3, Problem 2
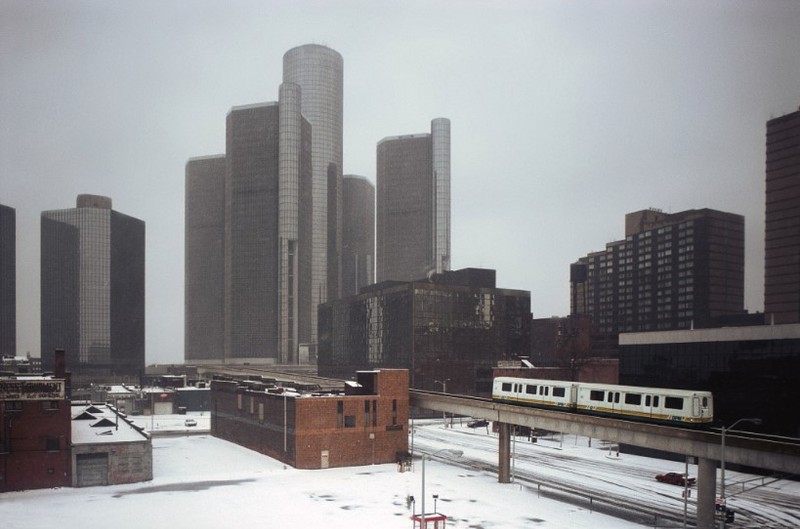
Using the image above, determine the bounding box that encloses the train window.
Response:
[665,397,684,410]
[607,392,620,403]
[625,393,642,406]
[614,392,620,403]
[702,397,708,407]
[526,385,537,395]
[653,396,660,407]
[553,387,566,398]
[502,382,512,392]
[543,387,549,396]
[590,390,604,401]
[645,395,651,407]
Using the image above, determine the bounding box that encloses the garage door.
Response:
[76,453,109,487]
[153,402,172,415]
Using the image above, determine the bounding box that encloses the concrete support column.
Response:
[498,422,511,483]
[696,457,717,529]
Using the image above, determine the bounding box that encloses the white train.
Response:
[492,377,713,426]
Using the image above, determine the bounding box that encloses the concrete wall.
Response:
[71,439,152,487]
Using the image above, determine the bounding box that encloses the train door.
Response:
[645,394,660,418]
[692,396,710,418]
[607,391,620,413]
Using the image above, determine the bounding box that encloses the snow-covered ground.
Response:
[2,417,798,529]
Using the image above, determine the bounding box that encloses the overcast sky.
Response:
[2,0,799,364]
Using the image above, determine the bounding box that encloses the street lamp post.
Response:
[420,449,462,529]
[720,417,761,527]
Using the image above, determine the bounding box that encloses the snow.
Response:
[2,417,798,529]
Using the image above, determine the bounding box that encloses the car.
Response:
[184,418,197,427]
[655,472,696,486]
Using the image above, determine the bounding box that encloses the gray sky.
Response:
[2,0,799,365]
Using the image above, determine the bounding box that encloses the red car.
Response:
[656,472,696,486]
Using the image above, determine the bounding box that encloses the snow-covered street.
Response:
[1,418,798,528]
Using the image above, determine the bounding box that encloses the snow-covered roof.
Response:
[71,403,150,445]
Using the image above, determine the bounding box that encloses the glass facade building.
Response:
[376,118,451,282]
[0,205,15,357]
[221,97,312,363]
[341,175,374,298]
[765,107,800,323]
[318,268,530,396]
[571,208,744,335]
[283,44,344,344]
[41,195,144,384]
[185,155,226,362]
[619,325,800,437]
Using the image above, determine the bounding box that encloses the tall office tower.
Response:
[41,195,144,384]
[341,175,375,297]
[570,208,744,334]
[0,204,15,356]
[223,87,312,364]
[283,44,344,341]
[376,118,451,282]
[185,155,226,362]
[765,107,800,323]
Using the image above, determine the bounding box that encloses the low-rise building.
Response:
[71,403,152,487]
[0,350,71,492]
[211,369,408,469]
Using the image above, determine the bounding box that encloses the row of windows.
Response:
[3,401,61,411]
[588,390,685,410]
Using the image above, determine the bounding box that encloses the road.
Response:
[411,419,800,528]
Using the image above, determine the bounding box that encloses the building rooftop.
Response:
[71,403,150,445]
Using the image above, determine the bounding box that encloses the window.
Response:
[540,386,549,396]
[590,390,604,402]
[258,403,264,422]
[42,401,59,411]
[45,438,60,451]
[6,401,23,411]
[392,399,398,425]
[237,394,243,411]
[525,385,537,395]
[372,400,377,428]
[553,387,566,398]
[337,400,344,428]
[665,397,684,410]
[607,392,620,403]
[364,400,370,427]
[625,393,642,406]
[501,382,512,392]
[344,415,356,428]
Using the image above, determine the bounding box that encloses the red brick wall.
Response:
[1,399,72,492]
[211,370,409,469]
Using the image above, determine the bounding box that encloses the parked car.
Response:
[184,418,197,427]
[655,472,696,486]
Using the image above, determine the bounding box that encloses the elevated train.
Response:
[492,377,713,426]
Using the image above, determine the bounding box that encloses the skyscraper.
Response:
[376,118,451,282]
[764,106,800,323]
[185,155,226,362]
[0,204,15,357]
[283,44,344,340]
[570,208,744,334]
[41,195,144,384]
[221,87,312,364]
[341,175,374,297]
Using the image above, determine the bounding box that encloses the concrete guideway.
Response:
[411,390,800,529]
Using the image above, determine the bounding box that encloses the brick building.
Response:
[1,351,71,492]
[211,369,408,469]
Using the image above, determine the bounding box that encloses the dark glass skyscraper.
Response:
[185,155,226,362]
[341,175,374,297]
[41,195,144,384]
[376,118,451,282]
[0,204,15,356]
[764,106,800,323]
[283,44,344,342]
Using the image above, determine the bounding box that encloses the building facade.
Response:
[764,107,800,323]
[283,44,344,342]
[0,350,71,492]
[185,155,226,362]
[619,324,800,437]
[0,204,15,357]
[318,268,531,396]
[570,208,745,335]
[376,118,451,282]
[41,195,144,385]
[341,175,375,297]
[223,96,313,364]
[211,369,408,469]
